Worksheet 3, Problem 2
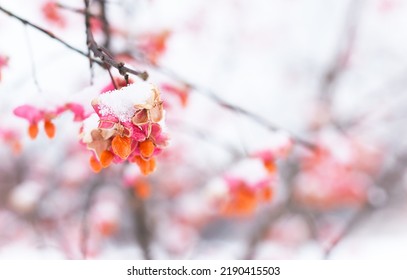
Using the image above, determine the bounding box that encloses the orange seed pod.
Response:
[111,135,132,159]
[44,120,56,139]
[28,123,39,139]
[134,179,151,199]
[263,160,277,174]
[131,156,156,175]
[89,155,102,173]
[139,139,155,159]
[100,150,114,168]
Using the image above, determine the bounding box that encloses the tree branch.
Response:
[56,3,100,19]
[323,205,371,259]
[323,153,407,259]
[0,5,88,57]
[83,0,148,81]
[97,0,111,49]
[319,0,365,103]
[0,5,148,81]
[242,200,290,259]
[83,0,95,84]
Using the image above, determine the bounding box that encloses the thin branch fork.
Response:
[88,36,148,81]
[56,0,112,49]
[83,0,148,81]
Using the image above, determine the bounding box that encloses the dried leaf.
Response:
[132,109,149,125]
[150,101,163,123]
[87,129,110,159]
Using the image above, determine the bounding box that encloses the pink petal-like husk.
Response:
[13,105,43,123]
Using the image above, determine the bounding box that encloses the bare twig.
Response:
[83,0,148,81]
[90,41,149,81]
[323,153,407,259]
[311,0,365,134]
[339,67,407,131]
[0,5,148,81]
[56,3,100,18]
[106,66,118,89]
[323,206,371,259]
[319,0,365,104]
[97,0,111,49]
[0,4,109,71]
[23,26,42,93]
[0,5,88,57]
[242,200,290,259]
[83,0,94,85]
[242,160,300,259]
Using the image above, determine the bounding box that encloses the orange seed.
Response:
[28,123,39,139]
[11,140,22,155]
[44,120,56,139]
[100,150,114,168]
[97,220,118,237]
[134,179,151,199]
[263,160,277,174]
[260,187,273,202]
[139,139,155,159]
[111,135,132,159]
[89,155,102,173]
[222,184,257,217]
[132,156,156,175]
